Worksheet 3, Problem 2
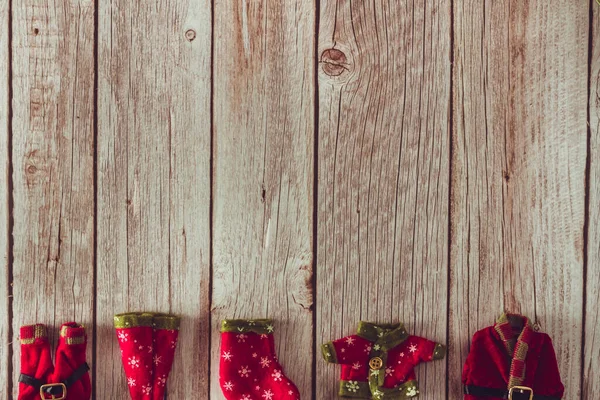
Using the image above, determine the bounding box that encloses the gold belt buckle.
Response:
[39,383,67,400]
[508,386,533,400]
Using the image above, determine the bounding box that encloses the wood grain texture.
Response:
[451,1,588,398]
[0,0,9,395]
[211,0,315,398]
[316,0,451,398]
[10,0,95,395]
[96,0,211,397]
[585,5,600,398]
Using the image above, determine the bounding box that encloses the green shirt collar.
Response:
[356,321,409,350]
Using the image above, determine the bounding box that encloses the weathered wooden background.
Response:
[0,0,598,398]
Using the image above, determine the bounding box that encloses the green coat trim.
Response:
[221,319,275,334]
[322,342,338,363]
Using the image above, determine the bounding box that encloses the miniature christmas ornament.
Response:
[114,312,181,400]
[219,319,301,400]
[18,322,91,400]
[321,321,445,399]
[463,313,564,400]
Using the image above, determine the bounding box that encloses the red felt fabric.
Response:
[328,333,441,387]
[18,325,53,400]
[115,323,179,399]
[219,331,300,400]
[18,323,91,400]
[462,326,564,399]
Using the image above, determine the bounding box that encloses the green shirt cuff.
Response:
[432,343,446,360]
[322,342,338,363]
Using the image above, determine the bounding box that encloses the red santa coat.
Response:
[463,313,564,400]
[322,322,446,399]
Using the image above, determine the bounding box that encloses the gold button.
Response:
[369,357,383,370]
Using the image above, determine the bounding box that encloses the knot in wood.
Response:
[320,48,350,76]
[185,29,197,41]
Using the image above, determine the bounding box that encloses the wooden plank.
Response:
[0,0,9,394]
[96,0,211,397]
[451,1,588,398]
[585,5,600,398]
[10,0,95,395]
[316,0,451,398]
[211,0,315,397]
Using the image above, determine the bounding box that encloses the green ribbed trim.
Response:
[321,342,338,363]
[432,343,446,360]
[114,312,180,330]
[339,379,420,399]
[221,319,274,334]
[357,322,409,351]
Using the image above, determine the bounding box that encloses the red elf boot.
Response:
[17,324,53,400]
[150,314,181,399]
[115,313,156,399]
[219,319,300,400]
[45,322,91,399]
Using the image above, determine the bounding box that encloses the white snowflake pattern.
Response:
[406,387,418,397]
[262,389,274,400]
[238,334,248,343]
[238,366,251,378]
[128,357,140,368]
[271,370,283,382]
[252,353,258,358]
[142,385,152,395]
[346,381,360,393]
[157,375,167,387]
[224,381,234,391]
[153,355,162,366]
[364,344,372,353]
[374,344,381,351]
[373,389,384,399]
[240,395,252,400]
[352,362,362,370]
[127,378,136,387]
[340,348,346,353]
[385,367,395,377]
[147,346,153,353]
[408,344,418,353]
[222,351,233,361]
[266,325,274,333]
[260,357,271,368]
[260,334,268,339]
[345,337,355,346]
[118,331,129,342]
[399,352,405,357]
[171,340,177,349]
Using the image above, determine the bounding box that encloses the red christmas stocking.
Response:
[18,324,53,400]
[150,314,180,400]
[48,322,91,399]
[115,312,181,399]
[115,313,156,399]
[219,319,300,400]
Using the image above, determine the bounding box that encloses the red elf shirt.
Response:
[462,313,564,400]
[322,322,446,399]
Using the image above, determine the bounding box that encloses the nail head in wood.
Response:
[185,29,196,41]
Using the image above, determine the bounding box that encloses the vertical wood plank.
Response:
[10,0,95,395]
[96,0,211,397]
[451,1,588,398]
[0,0,9,394]
[211,0,315,398]
[585,5,600,398]
[316,0,451,398]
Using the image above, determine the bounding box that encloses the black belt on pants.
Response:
[464,385,561,400]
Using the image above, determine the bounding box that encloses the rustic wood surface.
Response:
[0,0,9,394]
[586,4,600,398]
[1,0,599,399]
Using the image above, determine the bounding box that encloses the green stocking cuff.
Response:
[321,342,338,363]
[114,312,181,330]
[221,319,275,334]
